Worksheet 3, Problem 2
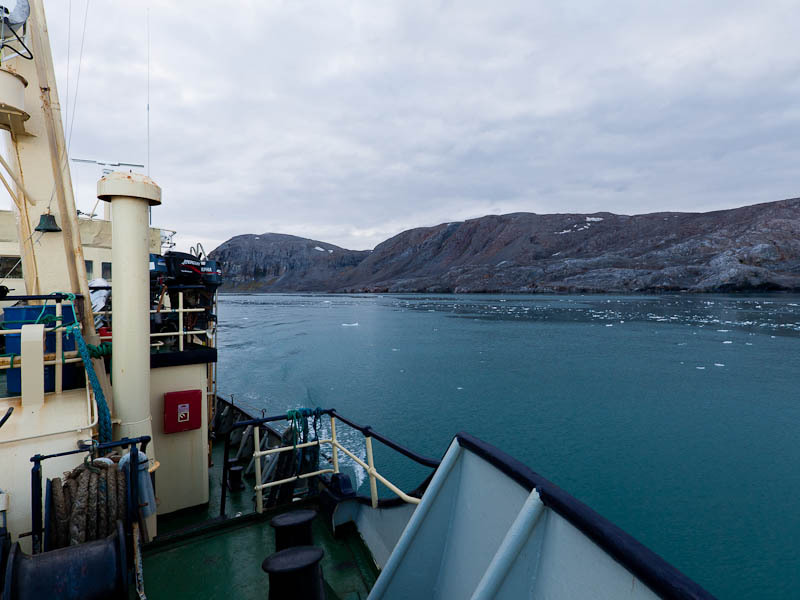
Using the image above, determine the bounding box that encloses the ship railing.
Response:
[95,290,215,352]
[219,408,440,517]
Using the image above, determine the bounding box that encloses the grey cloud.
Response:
[41,0,800,252]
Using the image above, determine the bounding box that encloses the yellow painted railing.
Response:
[251,413,423,514]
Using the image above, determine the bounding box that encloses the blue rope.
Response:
[64,298,112,444]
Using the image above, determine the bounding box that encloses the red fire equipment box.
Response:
[163,389,202,434]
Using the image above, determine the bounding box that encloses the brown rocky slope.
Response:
[210,199,800,293]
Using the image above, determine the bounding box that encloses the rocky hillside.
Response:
[210,199,800,293]
[209,233,369,291]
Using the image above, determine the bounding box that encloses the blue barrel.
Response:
[3,305,83,394]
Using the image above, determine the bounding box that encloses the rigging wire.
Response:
[47,0,89,213]
[66,0,90,151]
[66,0,72,132]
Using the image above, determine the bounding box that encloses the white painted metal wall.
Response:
[368,441,662,600]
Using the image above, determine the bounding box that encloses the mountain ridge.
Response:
[209,199,800,293]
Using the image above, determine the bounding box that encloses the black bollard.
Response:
[227,464,245,491]
[270,509,316,551]
[262,546,326,600]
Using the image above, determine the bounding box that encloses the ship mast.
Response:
[0,0,110,392]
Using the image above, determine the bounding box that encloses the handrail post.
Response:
[330,415,339,474]
[219,428,231,518]
[54,300,62,393]
[130,441,139,530]
[178,291,184,352]
[30,455,43,553]
[365,436,378,509]
[253,426,263,514]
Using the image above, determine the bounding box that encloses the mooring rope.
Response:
[61,292,112,444]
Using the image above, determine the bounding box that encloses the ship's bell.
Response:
[34,212,61,233]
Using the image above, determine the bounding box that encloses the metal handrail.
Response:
[96,291,215,351]
[329,410,440,468]
[218,407,441,517]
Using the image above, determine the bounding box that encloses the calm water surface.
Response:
[217,293,800,599]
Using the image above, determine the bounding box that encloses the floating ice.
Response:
[457,387,463,390]
[714,363,725,367]
[391,348,398,352]
[723,341,733,344]
[696,366,706,370]
[341,322,359,327]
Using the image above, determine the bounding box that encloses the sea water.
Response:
[217,293,800,599]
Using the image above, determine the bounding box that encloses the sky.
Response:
[29,0,800,252]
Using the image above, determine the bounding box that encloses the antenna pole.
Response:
[147,7,151,225]
[146,7,150,177]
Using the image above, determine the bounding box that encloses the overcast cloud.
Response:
[37,1,800,251]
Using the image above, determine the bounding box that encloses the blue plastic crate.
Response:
[3,304,82,394]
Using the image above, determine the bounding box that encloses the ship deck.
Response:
[142,442,378,599]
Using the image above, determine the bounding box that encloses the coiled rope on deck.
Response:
[50,460,126,549]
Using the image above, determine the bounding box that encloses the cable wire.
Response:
[66,0,72,131]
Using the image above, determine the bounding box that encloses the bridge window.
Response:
[0,256,22,279]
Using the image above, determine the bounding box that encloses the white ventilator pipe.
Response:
[97,172,161,447]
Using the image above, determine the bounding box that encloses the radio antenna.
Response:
[146,6,150,177]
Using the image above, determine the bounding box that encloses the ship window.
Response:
[85,260,94,279]
[0,256,22,279]
[102,262,112,280]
